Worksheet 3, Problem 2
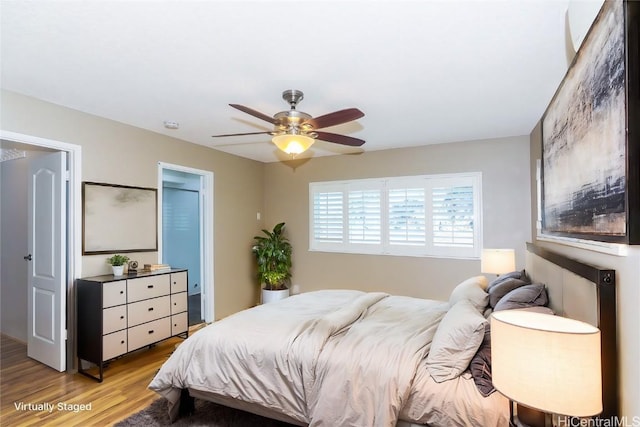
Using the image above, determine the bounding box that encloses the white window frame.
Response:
[309,173,482,259]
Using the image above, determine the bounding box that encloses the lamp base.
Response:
[515,403,548,427]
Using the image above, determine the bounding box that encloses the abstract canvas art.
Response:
[541,0,638,243]
[82,182,158,254]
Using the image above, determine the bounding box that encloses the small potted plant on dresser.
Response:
[106,254,130,276]
[252,222,292,304]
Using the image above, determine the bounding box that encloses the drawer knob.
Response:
[120,340,125,344]
[120,316,124,319]
[120,291,124,294]
[148,330,154,334]
[148,307,154,311]
[147,285,154,289]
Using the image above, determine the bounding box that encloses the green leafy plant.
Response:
[252,222,292,290]
[106,254,130,267]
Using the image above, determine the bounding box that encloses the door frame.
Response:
[0,129,82,370]
[158,162,214,323]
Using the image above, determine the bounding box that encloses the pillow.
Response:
[486,269,529,292]
[470,305,556,397]
[488,277,529,308]
[449,276,489,311]
[469,323,494,397]
[426,299,488,383]
[493,283,548,311]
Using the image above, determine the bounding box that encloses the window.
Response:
[309,173,482,258]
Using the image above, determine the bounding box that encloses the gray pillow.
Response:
[488,278,529,308]
[469,324,494,397]
[426,299,488,383]
[469,305,555,397]
[493,283,548,311]
[486,269,529,292]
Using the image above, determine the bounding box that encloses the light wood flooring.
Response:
[0,330,196,426]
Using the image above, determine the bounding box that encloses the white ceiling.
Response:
[1,0,575,163]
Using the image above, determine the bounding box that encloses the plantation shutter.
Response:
[312,190,344,242]
[310,173,481,257]
[388,187,426,246]
[348,189,381,244]
[432,185,475,247]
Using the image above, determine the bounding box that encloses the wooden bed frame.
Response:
[526,242,618,420]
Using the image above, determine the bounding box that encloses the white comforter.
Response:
[149,290,460,426]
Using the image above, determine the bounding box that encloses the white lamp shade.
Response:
[272,134,315,155]
[491,310,602,417]
[481,248,516,275]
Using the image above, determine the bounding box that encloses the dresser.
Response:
[76,269,188,382]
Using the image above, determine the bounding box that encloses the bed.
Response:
[149,243,617,426]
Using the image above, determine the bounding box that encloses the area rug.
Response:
[114,398,298,427]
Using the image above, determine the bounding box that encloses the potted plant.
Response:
[106,254,130,276]
[252,222,292,304]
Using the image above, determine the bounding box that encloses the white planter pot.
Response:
[261,288,290,304]
[112,265,125,276]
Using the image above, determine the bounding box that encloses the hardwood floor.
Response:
[0,331,195,426]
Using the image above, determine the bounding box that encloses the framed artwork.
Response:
[82,182,158,254]
[541,0,639,244]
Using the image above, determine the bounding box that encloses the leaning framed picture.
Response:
[82,182,158,254]
[541,0,639,244]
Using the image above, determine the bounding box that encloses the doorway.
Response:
[0,130,82,372]
[158,163,214,324]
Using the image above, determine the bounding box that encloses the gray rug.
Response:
[115,398,298,427]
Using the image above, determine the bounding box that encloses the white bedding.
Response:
[149,290,508,426]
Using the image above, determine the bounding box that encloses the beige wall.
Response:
[263,136,532,301]
[1,89,264,320]
[530,122,640,418]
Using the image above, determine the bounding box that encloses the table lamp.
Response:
[481,248,516,275]
[491,310,602,427]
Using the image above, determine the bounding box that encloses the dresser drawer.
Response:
[103,305,127,334]
[171,271,188,294]
[103,281,126,308]
[127,295,170,327]
[128,317,171,351]
[103,330,127,360]
[171,312,188,335]
[127,276,170,303]
[171,292,188,314]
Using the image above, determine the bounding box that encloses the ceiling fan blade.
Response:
[229,104,276,124]
[315,131,365,147]
[306,108,364,129]
[211,131,272,138]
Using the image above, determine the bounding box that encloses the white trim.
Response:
[536,233,628,257]
[158,162,215,323]
[0,129,82,371]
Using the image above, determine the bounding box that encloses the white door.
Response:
[27,151,67,371]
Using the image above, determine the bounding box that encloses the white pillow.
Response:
[426,299,488,383]
[448,275,489,311]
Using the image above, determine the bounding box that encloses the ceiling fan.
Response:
[212,90,365,156]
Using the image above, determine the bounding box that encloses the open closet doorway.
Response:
[0,130,82,372]
[158,163,214,324]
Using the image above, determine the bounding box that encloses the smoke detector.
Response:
[164,120,179,130]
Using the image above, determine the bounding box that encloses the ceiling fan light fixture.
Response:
[272,134,315,155]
